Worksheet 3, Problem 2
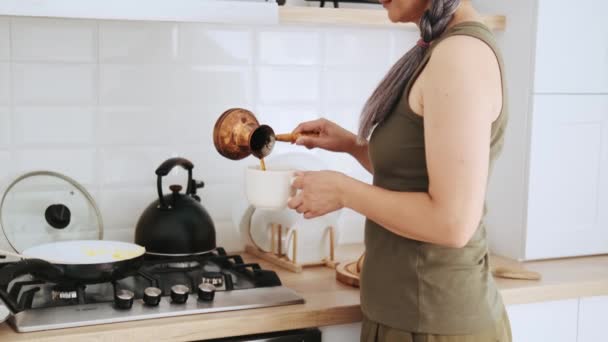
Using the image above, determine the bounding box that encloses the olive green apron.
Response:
[361,21,510,337]
[361,309,512,342]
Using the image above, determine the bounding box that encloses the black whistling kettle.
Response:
[135,157,216,256]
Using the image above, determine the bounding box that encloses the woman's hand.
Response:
[292,118,358,154]
[292,118,374,173]
[287,170,351,219]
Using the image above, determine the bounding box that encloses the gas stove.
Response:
[0,248,304,332]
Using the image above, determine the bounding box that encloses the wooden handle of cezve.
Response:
[275,132,320,143]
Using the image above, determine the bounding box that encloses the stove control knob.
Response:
[143,287,162,306]
[115,289,134,310]
[170,285,190,304]
[198,283,216,302]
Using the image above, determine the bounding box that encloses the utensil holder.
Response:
[245,223,337,273]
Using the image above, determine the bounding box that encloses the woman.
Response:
[287,0,511,341]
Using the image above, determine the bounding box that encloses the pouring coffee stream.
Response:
[213,108,319,169]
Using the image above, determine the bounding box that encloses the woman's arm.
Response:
[347,140,373,173]
[293,119,373,173]
[291,35,502,248]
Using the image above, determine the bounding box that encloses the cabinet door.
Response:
[534,0,608,93]
[526,95,608,259]
[507,300,579,342]
[320,323,361,341]
[578,296,608,342]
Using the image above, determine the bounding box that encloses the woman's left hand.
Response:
[288,171,350,219]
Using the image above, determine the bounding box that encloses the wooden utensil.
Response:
[336,252,365,288]
[275,132,320,143]
[336,261,361,287]
[492,266,542,280]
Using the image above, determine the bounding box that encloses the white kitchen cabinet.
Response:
[525,95,608,259]
[534,0,608,94]
[577,296,608,342]
[488,94,608,260]
[483,0,608,260]
[507,299,579,342]
[320,322,361,341]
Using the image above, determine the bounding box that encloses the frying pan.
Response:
[0,240,145,285]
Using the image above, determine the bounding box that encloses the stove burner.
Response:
[0,246,300,333]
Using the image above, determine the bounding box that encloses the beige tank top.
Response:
[360,21,509,334]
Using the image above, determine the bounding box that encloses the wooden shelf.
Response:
[279,6,506,30]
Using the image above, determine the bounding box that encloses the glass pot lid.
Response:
[0,171,103,253]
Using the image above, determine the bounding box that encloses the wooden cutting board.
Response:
[336,253,364,287]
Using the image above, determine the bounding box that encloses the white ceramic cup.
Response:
[245,165,296,211]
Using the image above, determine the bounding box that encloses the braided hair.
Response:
[358,0,461,139]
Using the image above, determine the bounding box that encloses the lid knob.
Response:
[44,204,71,229]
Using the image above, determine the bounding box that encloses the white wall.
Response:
[0,16,417,253]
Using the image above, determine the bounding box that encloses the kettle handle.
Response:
[156,157,194,176]
[155,157,194,209]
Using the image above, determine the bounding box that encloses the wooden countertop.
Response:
[1,244,608,341]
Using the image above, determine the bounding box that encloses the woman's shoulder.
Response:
[426,24,501,81]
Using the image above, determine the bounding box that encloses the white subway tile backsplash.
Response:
[192,145,250,185]
[203,183,241,223]
[0,18,9,61]
[324,68,385,107]
[103,228,135,243]
[0,63,9,104]
[100,146,176,185]
[256,105,319,136]
[13,63,96,105]
[0,107,9,146]
[11,18,96,62]
[179,25,252,65]
[324,29,392,67]
[99,21,177,63]
[99,188,157,229]
[14,107,95,145]
[258,30,320,65]
[100,65,251,107]
[214,220,243,253]
[176,66,252,105]
[99,64,175,105]
[0,16,398,251]
[257,67,319,104]
[14,148,96,185]
[100,106,207,145]
[0,151,12,186]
